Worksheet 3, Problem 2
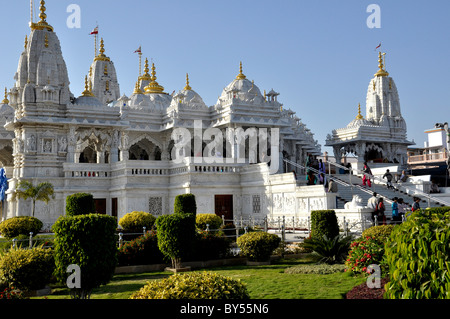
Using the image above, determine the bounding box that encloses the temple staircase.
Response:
[284,159,450,220]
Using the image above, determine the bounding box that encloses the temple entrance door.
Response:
[215,195,233,222]
[94,199,107,215]
[111,198,118,219]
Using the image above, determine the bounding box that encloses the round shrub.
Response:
[196,214,223,231]
[65,193,95,216]
[130,271,249,299]
[384,210,450,299]
[52,214,118,299]
[119,211,156,233]
[361,225,395,242]
[236,232,281,262]
[117,230,165,266]
[174,193,197,217]
[310,210,339,240]
[0,216,43,239]
[0,247,54,291]
[345,236,386,275]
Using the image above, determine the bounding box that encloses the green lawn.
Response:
[42,254,366,300]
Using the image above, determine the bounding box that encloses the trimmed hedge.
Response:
[65,193,95,216]
[196,214,223,231]
[117,230,165,266]
[384,209,450,299]
[0,216,43,239]
[130,271,249,299]
[52,214,118,299]
[361,225,395,242]
[119,211,156,233]
[155,214,196,268]
[174,194,197,217]
[0,247,54,291]
[236,231,281,262]
[310,210,339,240]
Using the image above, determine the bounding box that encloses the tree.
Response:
[52,214,118,299]
[16,181,55,217]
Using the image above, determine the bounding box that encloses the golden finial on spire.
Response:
[139,58,151,82]
[94,38,110,62]
[184,73,192,91]
[2,88,9,104]
[236,61,246,80]
[30,0,53,32]
[81,76,94,97]
[355,103,364,120]
[374,51,389,77]
[133,81,143,94]
[99,38,105,55]
[144,63,166,94]
[24,35,28,50]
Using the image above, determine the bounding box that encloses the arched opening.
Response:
[129,138,161,161]
[0,145,13,167]
[79,144,97,163]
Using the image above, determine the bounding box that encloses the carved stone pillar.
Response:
[119,131,129,161]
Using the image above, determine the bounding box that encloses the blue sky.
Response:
[1,0,449,154]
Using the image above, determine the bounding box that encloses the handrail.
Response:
[283,159,384,202]
[326,160,450,208]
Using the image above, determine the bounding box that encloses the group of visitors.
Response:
[368,192,411,225]
[305,154,328,186]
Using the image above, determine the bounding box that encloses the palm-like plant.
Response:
[16,181,55,217]
[302,234,353,264]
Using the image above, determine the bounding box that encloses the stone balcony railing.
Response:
[63,157,246,179]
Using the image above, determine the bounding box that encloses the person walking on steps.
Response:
[412,197,421,212]
[398,198,407,221]
[383,169,394,189]
[377,197,386,225]
[362,162,372,187]
[391,197,401,223]
[367,192,379,223]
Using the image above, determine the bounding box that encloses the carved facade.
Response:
[0,2,324,227]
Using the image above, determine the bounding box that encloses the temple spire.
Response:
[355,103,364,120]
[30,0,53,32]
[2,88,9,104]
[374,51,389,77]
[94,38,110,62]
[139,58,151,82]
[133,81,143,95]
[236,61,246,80]
[144,63,165,94]
[184,73,192,91]
[81,76,94,97]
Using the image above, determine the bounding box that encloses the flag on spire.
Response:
[134,46,142,54]
[374,42,381,51]
[90,26,99,35]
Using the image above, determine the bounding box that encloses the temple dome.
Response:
[73,95,103,107]
[217,62,264,105]
[346,104,371,128]
[170,74,207,109]
[346,117,371,128]
[73,76,103,106]
[0,89,14,119]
